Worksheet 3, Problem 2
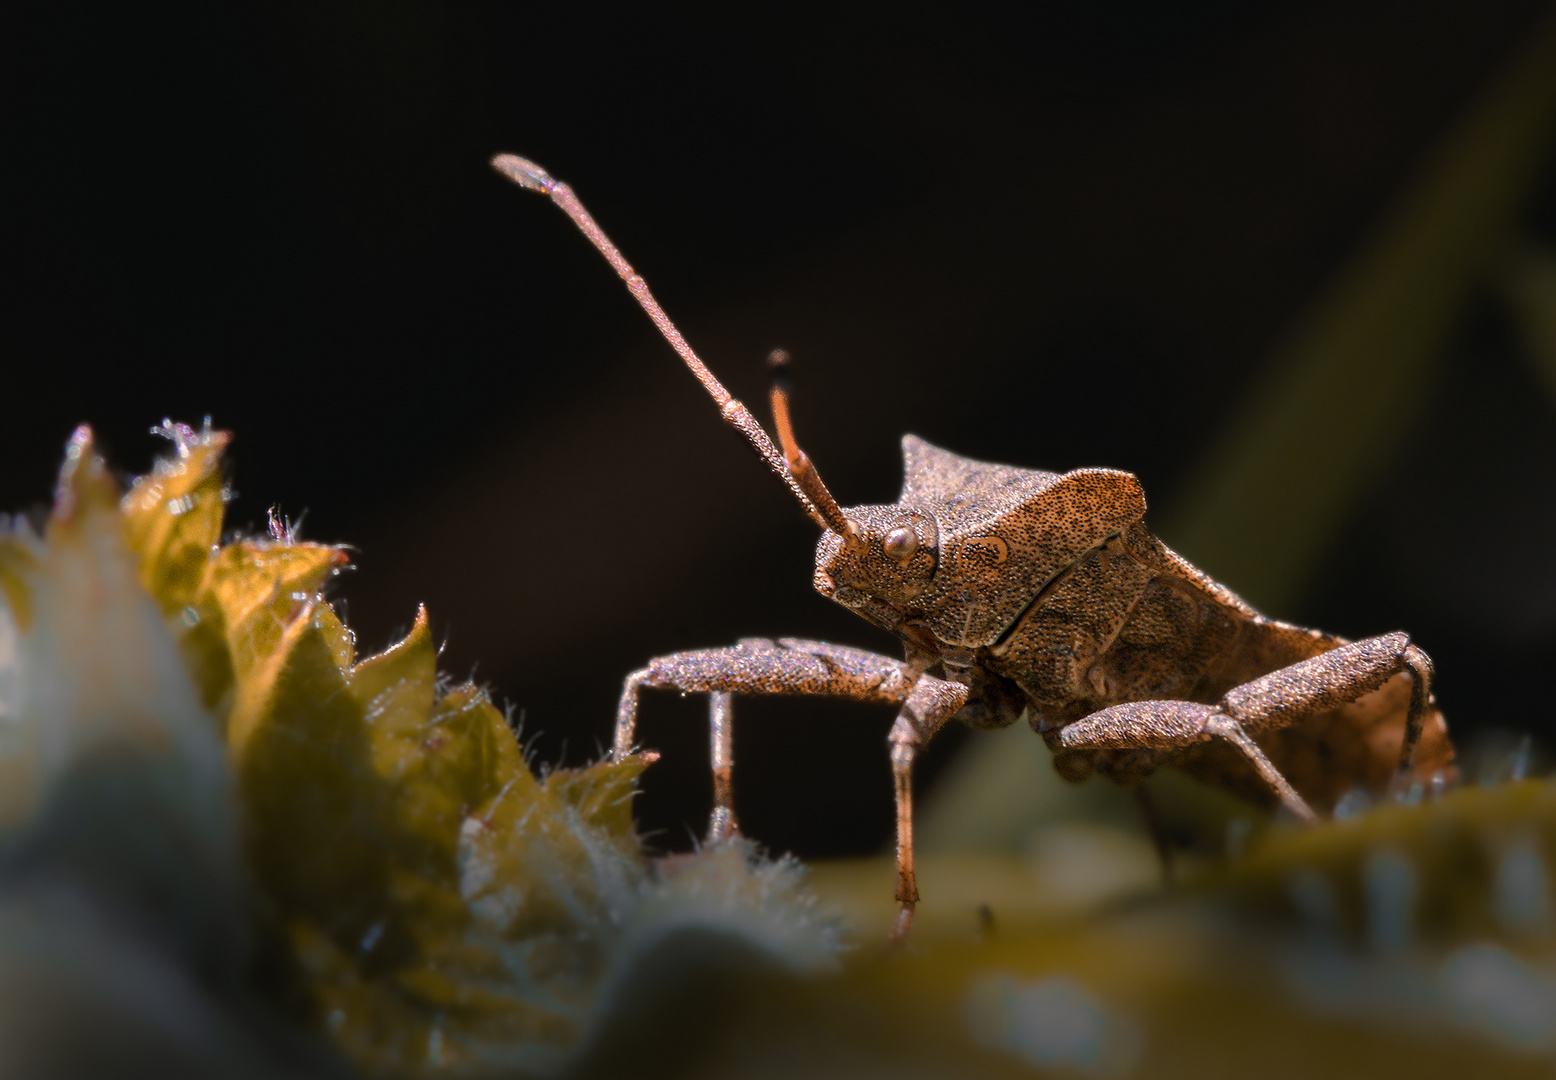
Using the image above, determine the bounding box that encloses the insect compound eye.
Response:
[881,525,920,562]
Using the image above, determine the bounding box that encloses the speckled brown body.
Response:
[816,436,1453,817]
[986,528,1451,813]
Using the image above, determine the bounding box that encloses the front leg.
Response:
[614,637,921,753]
[1056,632,1434,820]
[614,638,919,844]
[614,637,967,941]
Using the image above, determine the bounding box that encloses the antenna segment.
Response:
[492,153,831,531]
[766,350,855,537]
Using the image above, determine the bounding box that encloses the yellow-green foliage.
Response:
[128,424,662,1074]
[5,422,655,1076]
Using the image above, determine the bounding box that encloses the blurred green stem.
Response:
[1158,11,1556,613]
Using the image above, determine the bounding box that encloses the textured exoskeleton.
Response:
[494,153,1455,940]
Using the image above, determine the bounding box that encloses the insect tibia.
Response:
[490,154,555,194]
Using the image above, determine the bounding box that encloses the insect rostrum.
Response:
[492,153,1454,942]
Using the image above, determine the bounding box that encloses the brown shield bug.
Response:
[491,153,1455,941]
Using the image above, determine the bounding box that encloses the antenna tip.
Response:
[491,153,555,194]
[767,348,794,398]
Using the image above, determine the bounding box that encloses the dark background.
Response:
[5,1,1556,858]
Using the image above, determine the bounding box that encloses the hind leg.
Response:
[1057,632,1433,820]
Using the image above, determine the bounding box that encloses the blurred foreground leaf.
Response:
[608,780,1556,1080]
[3,423,839,1078]
[122,425,673,1075]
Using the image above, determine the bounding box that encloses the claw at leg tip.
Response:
[705,810,741,845]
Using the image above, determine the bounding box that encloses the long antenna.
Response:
[491,153,831,531]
